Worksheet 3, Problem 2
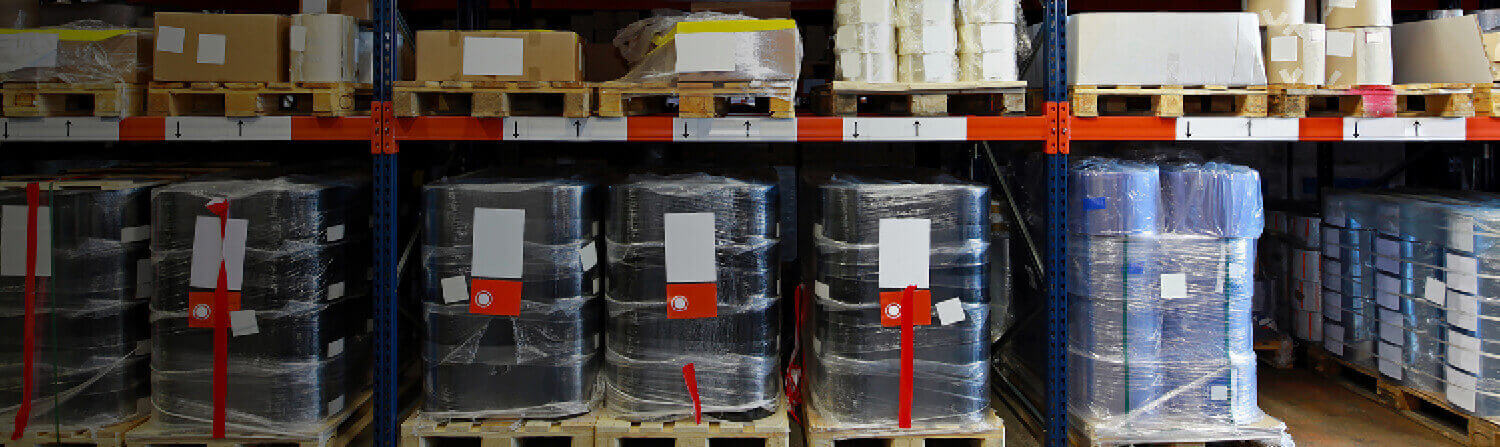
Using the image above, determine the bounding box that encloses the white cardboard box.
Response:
[1393,15,1493,84]
[1323,0,1392,29]
[1263,24,1325,84]
[1245,0,1305,27]
[1325,26,1393,87]
[1067,13,1267,86]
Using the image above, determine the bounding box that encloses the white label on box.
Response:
[157,26,185,53]
[327,338,345,357]
[1450,290,1479,331]
[1448,366,1478,411]
[303,0,329,14]
[188,216,247,290]
[289,26,307,52]
[1365,30,1384,44]
[440,276,468,303]
[136,258,153,298]
[675,32,737,72]
[921,27,952,52]
[0,205,50,277]
[664,213,717,283]
[229,310,258,336]
[1210,385,1229,401]
[922,0,948,18]
[327,224,345,242]
[1329,0,1357,8]
[1325,324,1345,355]
[1160,273,1188,298]
[935,297,965,325]
[121,225,151,243]
[982,52,1011,79]
[814,281,830,299]
[1270,36,1299,62]
[1446,254,1479,294]
[1449,329,1482,372]
[328,282,345,300]
[1376,288,1399,310]
[1327,31,1355,58]
[1324,291,1342,320]
[922,55,953,80]
[1451,216,1475,252]
[328,395,345,415]
[1425,277,1447,305]
[579,241,598,271]
[1378,354,1404,379]
[1379,309,1402,342]
[462,37,524,76]
[196,34,227,65]
[0,34,57,70]
[978,24,1007,49]
[834,27,856,50]
[878,218,931,289]
[471,208,523,279]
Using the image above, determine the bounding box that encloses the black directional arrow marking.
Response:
[913,121,921,137]
[574,120,582,137]
[237,120,245,137]
[175,122,182,138]
[1353,122,1360,138]
[65,120,72,137]
[1413,121,1421,137]
[1246,120,1252,137]
[682,122,690,138]
[852,121,860,138]
[1185,121,1192,137]
[744,120,751,137]
[512,121,520,138]
[3,121,8,139]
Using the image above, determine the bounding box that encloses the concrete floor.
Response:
[1258,366,1463,446]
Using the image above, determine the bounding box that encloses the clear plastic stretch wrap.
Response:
[894,0,955,28]
[807,175,993,429]
[148,174,372,437]
[0,183,156,434]
[0,22,151,83]
[604,174,780,422]
[834,0,896,82]
[1067,159,1286,445]
[1321,193,1379,369]
[611,12,801,96]
[419,174,602,419]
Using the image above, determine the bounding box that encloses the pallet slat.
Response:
[402,409,595,447]
[146,82,370,117]
[597,81,795,119]
[1070,85,1268,118]
[593,402,789,447]
[824,81,1028,117]
[0,414,147,447]
[1307,347,1500,447]
[802,403,1003,447]
[124,389,373,447]
[392,81,593,118]
[1269,84,1477,118]
[2,83,144,117]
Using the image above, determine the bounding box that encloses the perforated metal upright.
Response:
[1041,1,1069,446]
[371,0,400,447]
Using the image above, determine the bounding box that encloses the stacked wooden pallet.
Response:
[2,83,144,117]
[1306,347,1500,447]
[823,81,1029,117]
[1,414,148,447]
[802,403,1003,447]
[1268,84,1477,118]
[123,390,374,447]
[594,403,791,447]
[146,82,369,117]
[596,80,797,119]
[401,410,596,447]
[1070,85,1268,117]
[393,81,594,118]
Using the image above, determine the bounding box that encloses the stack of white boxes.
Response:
[1246,0,1324,85]
[956,0,1018,81]
[1287,213,1324,343]
[835,0,897,82]
[895,0,957,82]
[1322,0,1393,86]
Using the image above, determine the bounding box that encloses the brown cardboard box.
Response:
[1322,0,1391,29]
[1325,26,1392,87]
[1483,32,1500,81]
[0,29,153,83]
[584,42,627,81]
[1393,15,1492,84]
[1262,24,1323,84]
[291,14,358,82]
[691,2,793,19]
[153,13,289,83]
[1244,0,1304,27]
[0,0,38,28]
[301,0,370,20]
[414,30,582,82]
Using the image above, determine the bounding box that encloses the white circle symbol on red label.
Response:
[884,303,902,319]
[475,291,493,308]
[193,303,211,319]
[670,296,688,311]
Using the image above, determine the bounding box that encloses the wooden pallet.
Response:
[1254,332,1295,369]
[1066,416,1285,447]
[1306,347,1500,447]
[1070,85,1268,117]
[594,402,790,447]
[1470,84,1500,117]
[822,81,1029,117]
[400,409,595,447]
[802,402,1003,447]
[1,413,147,447]
[392,81,593,118]
[596,81,795,118]
[1270,84,1475,118]
[2,83,144,117]
[146,82,369,117]
[124,389,373,447]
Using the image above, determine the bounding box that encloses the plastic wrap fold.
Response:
[611,12,800,96]
[0,22,151,83]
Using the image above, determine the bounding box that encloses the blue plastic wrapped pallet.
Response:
[419,173,602,419]
[0,179,159,435]
[806,174,994,429]
[604,174,780,422]
[1066,159,1286,444]
[148,173,372,436]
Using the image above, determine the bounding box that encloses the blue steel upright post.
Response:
[1042,0,1069,446]
[372,0,400,446]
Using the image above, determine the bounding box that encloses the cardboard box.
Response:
[691,2,792,19]
[0,28,153,83]
[1325,26,1392,87]
[0,0,38,28]
[153,13,289,83]
[301,0,371,21]
[291,14,358,82]
[40,2,145,27]
[1483,32,1500,81]
[1244,0,1304,27]
[1067,13,1267,86]
[414,30,582,82]
[357,29,413,83]
[1322,0,1391,29]
[584,42,627,81]
[1262,24,1324,84]
[1393,15,1492,84]
[657,20,799,82]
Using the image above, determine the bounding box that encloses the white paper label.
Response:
[136,258,153,298]
[1378,309,1401,342]
[0,206,50,277]
[1160,273,1188,298]
[289,26,308,52]
[814,281,830,299]
[303,0,329,14]
[675,32,738,72]
[121,225,151,243]
[189,216,248,290]
[935,298,966,325]
[327,395,346,415]
[328,282,345,300]
[1447,366,1478,411]
[1451,216,1476,252]
[1325,324,1345,355]
[1327,31,1355,58]
[1424,278,1446,305]
[0,34,57,70]
[1445,254,1479,294]
[472,208,523,279]
[440,276,468,304]
[922,0,947,18]
[1450,290,1479,331]
[665,213,717,283]
[981,52,1011,79]
[878,219,931,289]
[196,34,226,65]
[463,37,524,76]
[1210,385,1229,401]
[157,26,185,53]
[325,224,346,242]
[1270,36,1299,62]
[1324,291,1343,322]
[229,310,259,336]
[1449,330,1482,373]
[578,241,598,271]
[1365,31,1384,44]
[327,338,345,357]
[1378,347,1404,379]
[921,27,952,52]
[978,24,1007,49]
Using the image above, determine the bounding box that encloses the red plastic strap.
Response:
[10,183,40,440]
[899,285,915,429]
[783,285,806,425]
[682,363,702,424]
[206,200,230,438]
